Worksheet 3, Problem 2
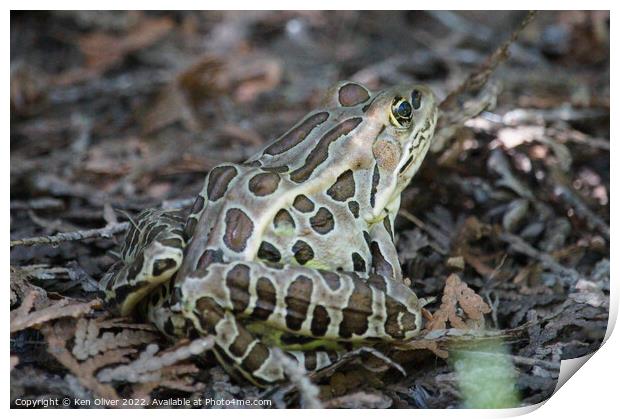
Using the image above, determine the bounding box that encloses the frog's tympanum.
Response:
[102,81,438,386]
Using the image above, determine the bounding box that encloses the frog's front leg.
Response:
[101,208,186,317]
[367,213,404,283]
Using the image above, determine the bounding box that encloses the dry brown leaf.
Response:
[10,62,49,115]
[177,56,229,106]
[142,53,282,135]
[10,293,101,333]
[426,274,491,331]
[141,82,199,134]
[97,337,214,386]
[10,266,49,308]
[42,321,123,402]
[40,317,185,403]
[72,317,159,360]
[398,340,449,359]
[79,16,174,71]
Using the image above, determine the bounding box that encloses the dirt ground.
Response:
[10,11,609,408]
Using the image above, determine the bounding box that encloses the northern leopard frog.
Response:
[102,81,438,386]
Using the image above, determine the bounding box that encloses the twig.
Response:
[272,349,322,409]
[398,209,448,255]
[440,11,537,110]
[10,222,130,248]
[553,183,609,240]
[10,197,65,211]
[498,232,585,284]
[10,197,196,248]
[433,11,537,152]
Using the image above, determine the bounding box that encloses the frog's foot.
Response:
[177,260,423,386]
[199,297,346,387]
[101,208,186,317]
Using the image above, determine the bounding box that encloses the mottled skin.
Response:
[103,81,438,386]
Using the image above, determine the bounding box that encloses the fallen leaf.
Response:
[426,274,491,331]
[10,292,101,333]
[79,16,174,72]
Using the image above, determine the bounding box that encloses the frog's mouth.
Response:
[398,151,416,176]
[396,135,426,182]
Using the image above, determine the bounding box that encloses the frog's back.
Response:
[179,159,374,277]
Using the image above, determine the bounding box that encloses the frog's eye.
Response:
[390,97,413,128]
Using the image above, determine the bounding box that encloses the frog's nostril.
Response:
[411,89,422,110]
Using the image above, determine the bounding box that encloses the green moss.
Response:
[450,341,521,408]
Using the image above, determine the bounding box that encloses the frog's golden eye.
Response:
[390,97,413,128]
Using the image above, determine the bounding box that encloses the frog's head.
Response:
[320,81,437,222]
[328,82,437,223]
[360,83,438,221]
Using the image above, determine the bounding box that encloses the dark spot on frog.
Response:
[326,169,356,202]
[351,252,366,272]
[184,217,197,237]
[284,275,313,331]
[319,270,341,291]
[128,252,145,279]
[363,231,371,247]
[385,298,415,339]
[290,117,363,183]
[304,353,318,371]
[223,208,254,252]
[252,276,277,320]
[197,248,224,269]
[207,165,238,201]
[273,208,296,229]
[383,217,394,242]
[348,201,360,218]
[159,237,184,250]
[241,337,271,374]
[293,195,315,213]
[261,165,289,173]
[370,241,394,279]
[189,195,205,215]
[310,305,330,337]
[257,241,282,263]
[310,207,335,234]
[225,263,251,313]
[264,111,329,156]
[370,164,380,207]
[248,172,281,197]
[367,273,388,292]
[338,82,370,107]
[339,279,372,338]
[292,240,314,265]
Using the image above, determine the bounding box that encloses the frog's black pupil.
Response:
[397,101,412,118]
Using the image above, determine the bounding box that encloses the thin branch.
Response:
[440,11,537,110]
[10,196,196,248]
[498,232,586,284]
[10,222,130,248]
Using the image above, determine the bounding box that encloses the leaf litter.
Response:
[10,11,608,408]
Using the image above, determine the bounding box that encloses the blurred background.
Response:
[10,11,609,203]
[10,11,610,408]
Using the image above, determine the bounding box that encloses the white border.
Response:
[5,4,617,418]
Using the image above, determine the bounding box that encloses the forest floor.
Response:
[10,11,610,408]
